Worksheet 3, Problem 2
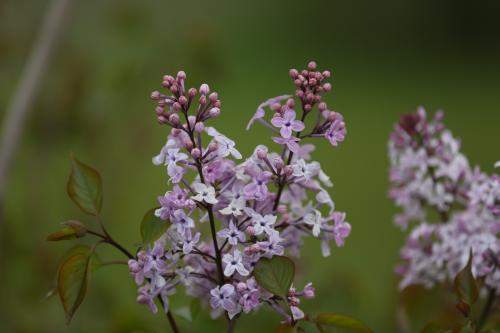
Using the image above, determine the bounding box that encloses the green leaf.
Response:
[454,250,478,309]
[252,256,295,298]
[140,208,170,245]
[316,313,373,333]
[56,245,99,324]
[47,220,87,241]
[67,155,103,215]
[190,298,201,320]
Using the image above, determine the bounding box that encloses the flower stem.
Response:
[159,297,180,333]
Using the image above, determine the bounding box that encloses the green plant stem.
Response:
[227,317,238,333]
[476,288,496,333]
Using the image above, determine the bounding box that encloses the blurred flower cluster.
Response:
[128,61,351,323]
[388,108,499,291]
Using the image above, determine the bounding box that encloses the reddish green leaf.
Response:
[454,251,478,309]
[56,245,99,324]
[253,256,295,297]
[316,313,373,333]
[140,208,170,245]
[67,156,102,215]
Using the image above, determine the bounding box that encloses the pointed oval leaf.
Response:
[454,250,478,307]
[67,156,102,215]
[316,313,373,333]
[140,208,170,245]
[253,256,295,297]
[56,245,98,324]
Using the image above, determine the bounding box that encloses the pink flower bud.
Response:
[194,122,205,133]
[199,83,210,95]
[169,113,180,125]
[256,148,267,160]
[208,142,218,152]
[307,61,317,70]
[162,80,171,88]
[209,107,220,118]
[170,84,178,94]
[199,95,207,105]
[158,115,167,124]
[286,98,295,108]
[273,157,284,170]
[172,102,182,111]
[177,70,186,80]
[322,70,331,78]
[246,226,256,236]
[289,68,299,78]
[191,148,201,159]
[277,205,287,214]
[209,92,218,103]
[150,91,161,100]
[296,90,304,98]
[323,83,332,92]
[188,87,197,97]
[284,165,294,176]
[171,128,182,136]
[155,106,165,115]
[309,78,317,86]
[178,95,188,105]
[303,104,312,112]
[213,100,221,108]
[270,103,282,112]
[237,282,247,292]
[184,141,193,151]
[188,115,196,127]
[318,102,327,112]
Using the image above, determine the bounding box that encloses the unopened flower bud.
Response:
[237,282,247,292]
[209,107,220,118]
[270,103,281,112]
[188,115,196,127]
[158,115,168,124]
[191,148,201,159]
[199,95,207,105]
[208,142,218,152]
[309,78,317,86]
[188,87,197,97]
[303,104,312,112]
[177,70,186,80]
[172,102,182,111]
[323,83,332,92]
[307,61,317,70]
[209,92,218,103]
[184,140,193,150]
[155,106,165,115]
[318,102,327,112]
[273,157,284,170]
[214,100,221,108]
[322,70,331,78]
[289,68,299,78]
[199,83,210,95]
[178,95,188,105]
[171,128,182,136]
[286,98,295,108]
[169,113,180,125]
[150,91,161,100]
[296,90,304,98]
[277,205,287,214]
[284,165,294,176]
[246,225,256,236]
[170,84,178,94]
[256,148,267,160]
[194,122,205,133]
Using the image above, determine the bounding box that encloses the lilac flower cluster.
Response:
[389,108,499,292]
[128,61,351,322]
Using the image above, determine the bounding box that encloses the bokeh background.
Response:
[1,0,499,332]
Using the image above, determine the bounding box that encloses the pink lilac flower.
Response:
[210,284,239,318]
[243,171,273,201]
[272,136,301,153]
[217,221,245,246]
[191,183,218,204]
[325,118,346,146]
[137,62,350,322]
[223,250,250,277]
[271,109,305,138]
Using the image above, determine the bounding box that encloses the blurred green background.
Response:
[1,0,499,332]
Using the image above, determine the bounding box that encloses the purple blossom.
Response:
[210,284,239,319]
[217,221,245,246]
[243,171,273,201]
[332,212,351,247]
[271,109,305,138]
[223,250,250,276]
[246,95,291,130]
[325,118,346,146]
[272,136,301,153]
